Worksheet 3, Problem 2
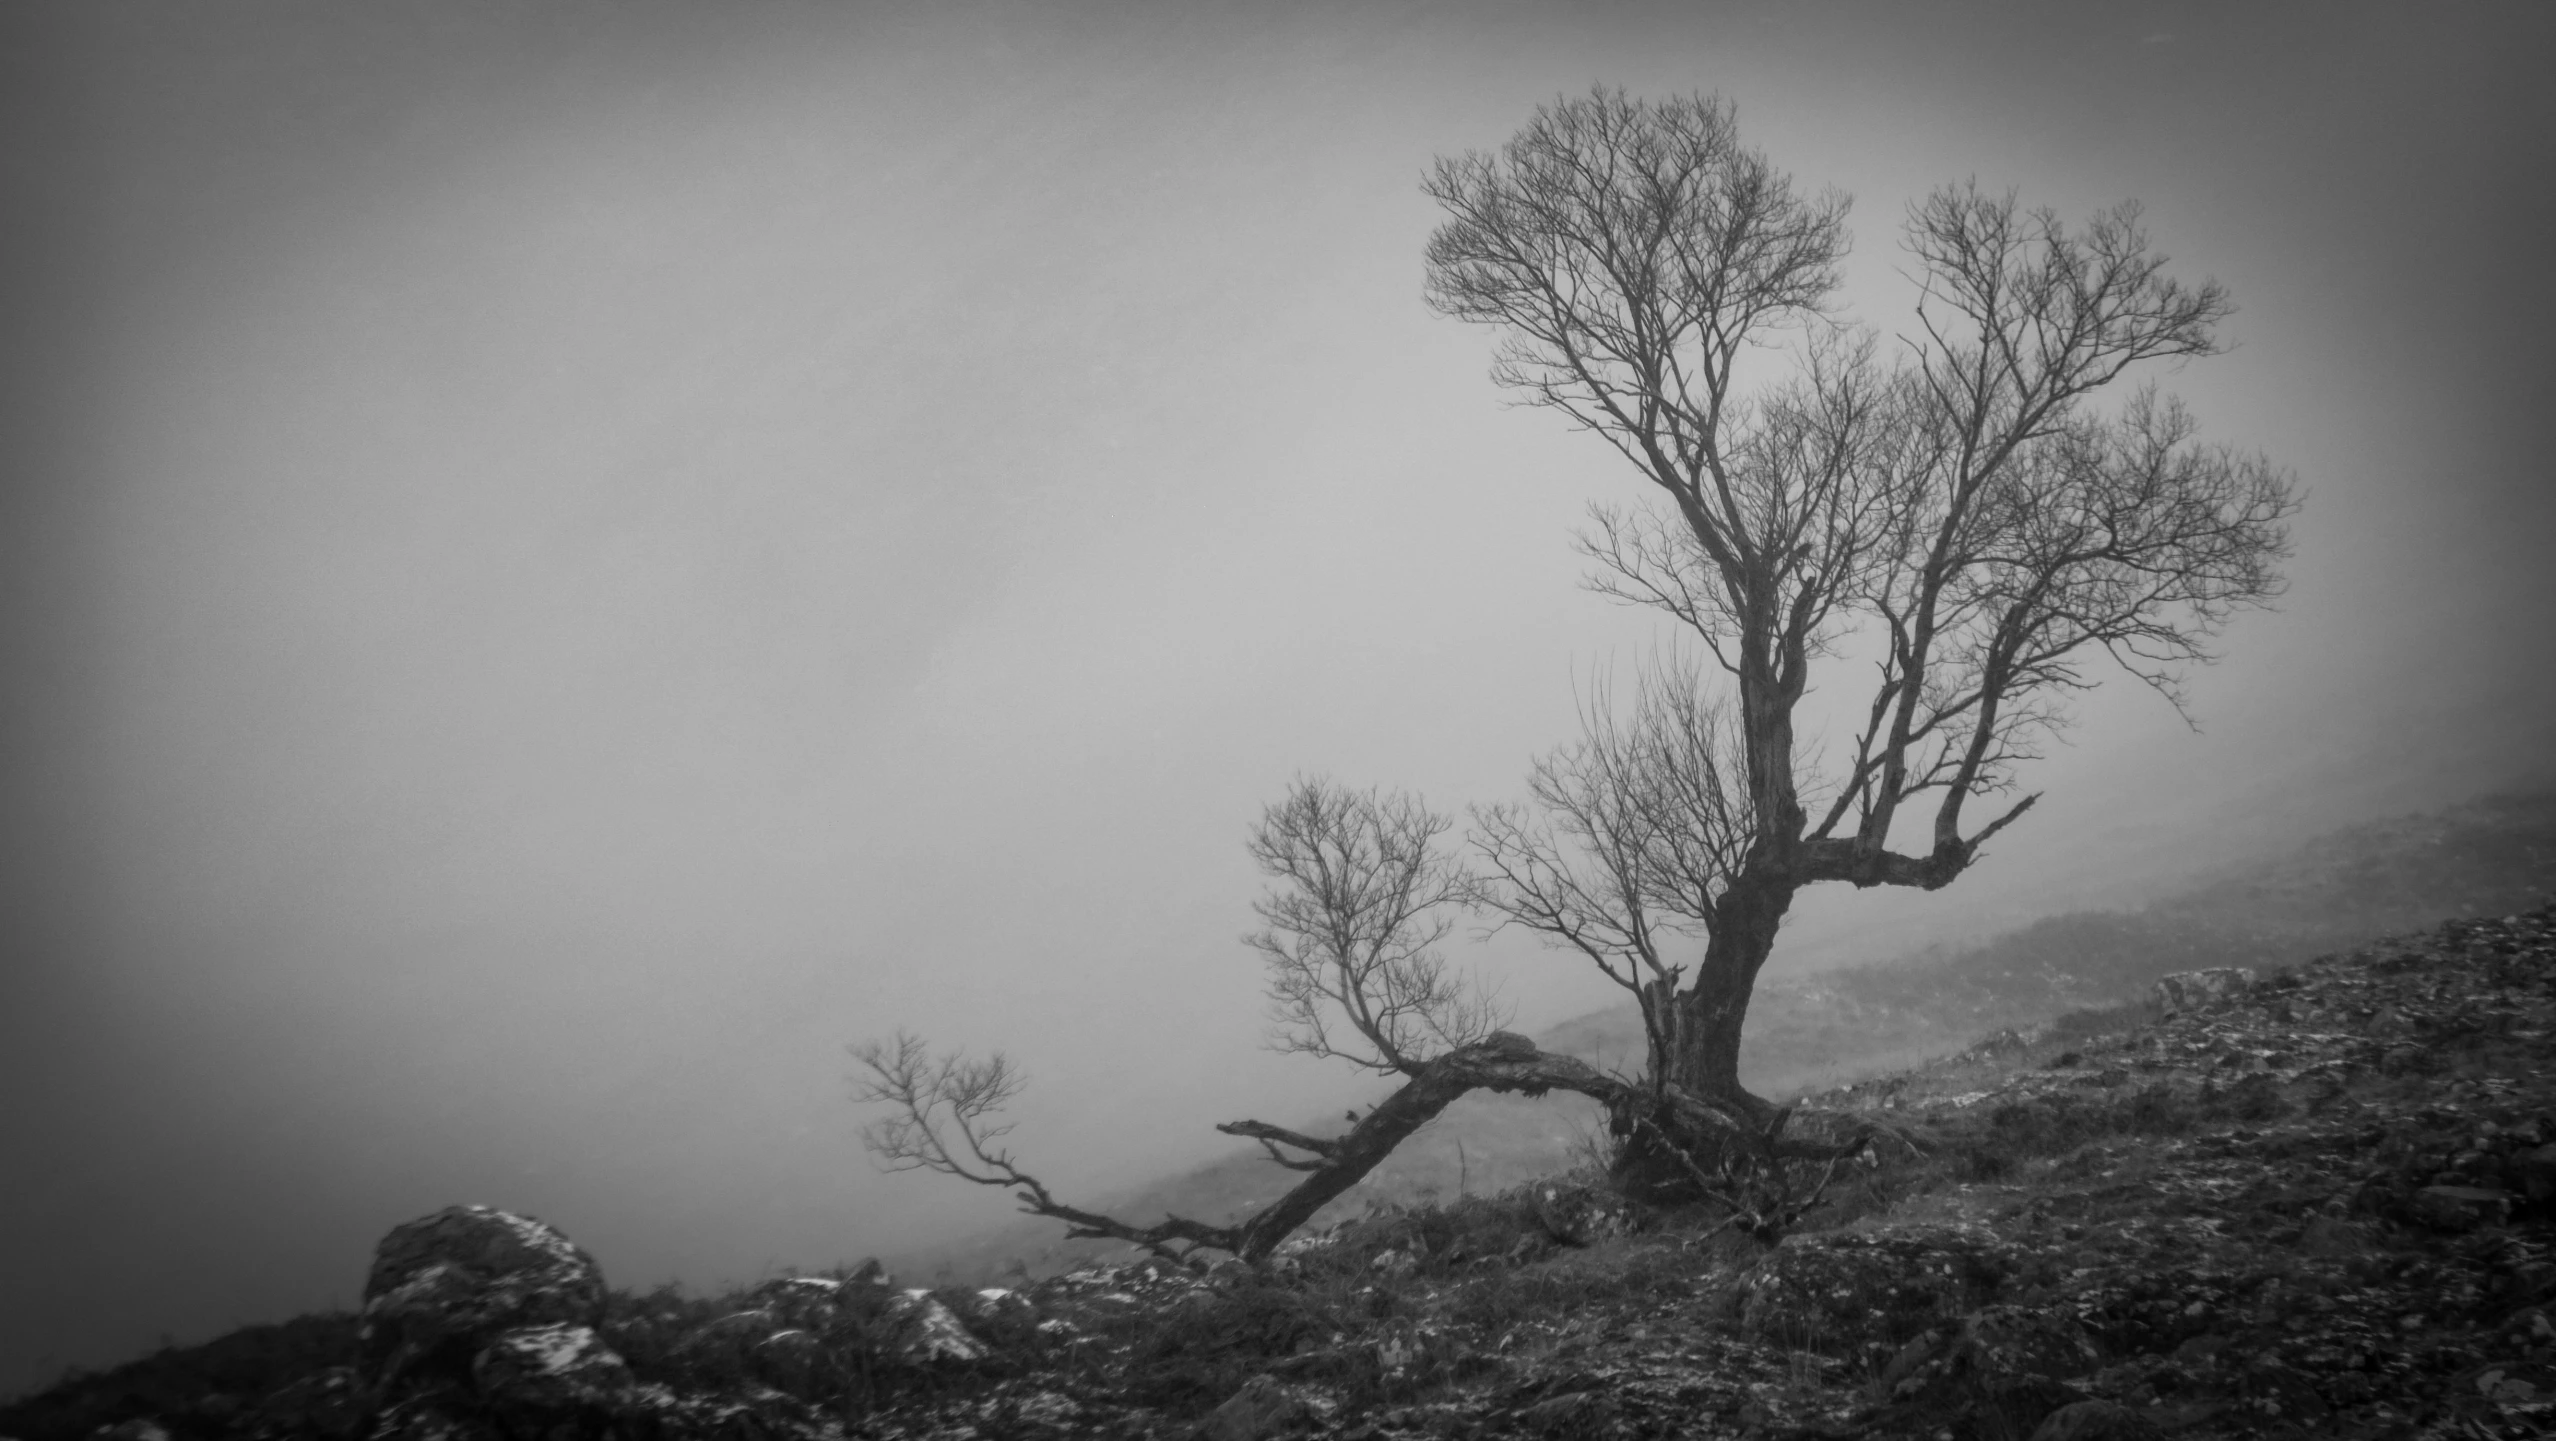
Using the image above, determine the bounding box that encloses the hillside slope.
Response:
[13,903,2556,1440]
[898,791,2556,1284]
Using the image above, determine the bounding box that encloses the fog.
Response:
[3,0,2550,1394]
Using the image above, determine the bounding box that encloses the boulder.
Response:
[359,1206,606,1387]
[885,1289,991,1364]
[2151,968,2255,1015]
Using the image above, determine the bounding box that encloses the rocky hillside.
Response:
[898,791,2556,1284]
[10,904,2556,1440]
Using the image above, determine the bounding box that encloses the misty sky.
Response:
[3,0,2551,1394]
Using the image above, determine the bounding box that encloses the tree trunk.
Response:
[1665,868,1796,1115]
[1604,866,1799,1199]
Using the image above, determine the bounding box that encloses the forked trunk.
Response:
[1667,871,1794,1109]
[1611,869,1797,1198]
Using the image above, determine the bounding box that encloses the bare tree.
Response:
[1425,89,2297,1120]
[854,89,2293,1257]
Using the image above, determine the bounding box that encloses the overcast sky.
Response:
[3,0,2551,1394]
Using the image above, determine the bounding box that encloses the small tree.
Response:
[1245,782,1501,1075]
[1424,88,2296,1122]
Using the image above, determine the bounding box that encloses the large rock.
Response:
[359,1206,607,1387]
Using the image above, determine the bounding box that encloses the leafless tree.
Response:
[1425,89,2297,1121]
[854,88,2294,1258]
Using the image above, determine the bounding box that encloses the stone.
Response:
[359,1206,606,1387]
[953,1284,1042,1345]
[469,1323,635,1413]
[2151,969,2256,1015]
[1200,1374,1320,1441]
[886,1289,991,1364]
[718,1273,990,1369]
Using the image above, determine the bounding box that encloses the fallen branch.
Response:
[850,1032,1242,1265]
[856,1029,1644,1266]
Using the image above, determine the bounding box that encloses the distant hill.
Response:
[1741,787,2556,1084]
[891,790,2556,1284]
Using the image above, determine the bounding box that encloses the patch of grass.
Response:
[1104,1275,1368,1409]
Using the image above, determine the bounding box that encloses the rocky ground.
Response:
[9,905,2556,1441]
